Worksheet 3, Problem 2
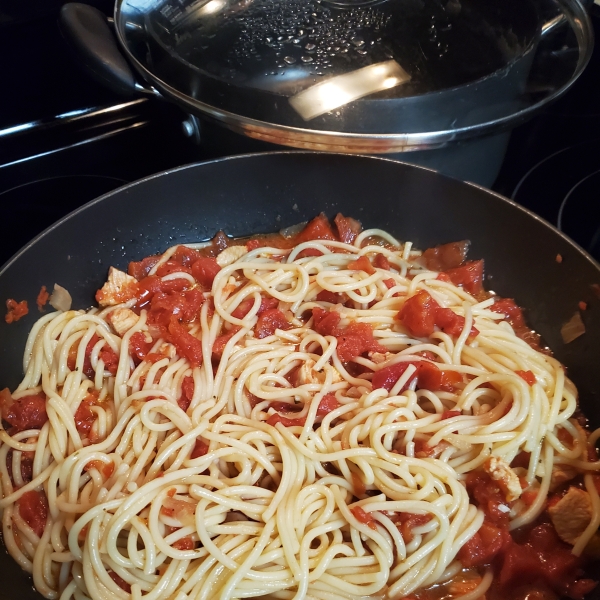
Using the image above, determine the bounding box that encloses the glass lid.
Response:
[116,0,592,143]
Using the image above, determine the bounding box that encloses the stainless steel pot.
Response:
[60,0,594,185]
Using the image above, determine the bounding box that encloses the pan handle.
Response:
[59,3,157,97]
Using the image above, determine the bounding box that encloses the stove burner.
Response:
[511,138,600,260]
[558,168,600,259]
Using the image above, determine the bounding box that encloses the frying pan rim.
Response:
[1,151,599,279]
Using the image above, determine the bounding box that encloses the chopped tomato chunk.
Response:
[191,257,221,289]
[499,524,595,600]
[347,255,375,275]
[267,412,306,427]
[334,213,362,244]
[172,535,195,551]
[373,253,390,270]
[316,290,344,304]
[168,318,203,367]
[398,290,478,339]
[171,245,201,267]
[36,286,49,311]
[135,275,191,312]
[444,260,484,295]
[312,307,342,336]
[72,334,119,377]
[5,299,28,323]
[458,521,512,568]
[128,331,153,363]
[415,361,443,390]
[156,260,193,277]
[440,370,463,391]
[255,309,291,339]
[516,370,536,385]
[398,291,438,337]
[191,439,209,459]
[128,255,161,280]
[372,361,456,394]
[17,490,48,537]
[465,471,510,527]
[232,296,278,319]
[0,388,48,433]
[83,460,114,478]
[148,288,204,328]
[317,393,341,416]
[177,376,195,412]
[350,506,378,530]
[441,410,461,419]
[391,512,433,543]
[296,213,337,243]
[336,321,386,362]
[212,327,240,360]
[422,241,470,271]
[491,297,543,351]
[74,390,100,435]
[297,247,324,258]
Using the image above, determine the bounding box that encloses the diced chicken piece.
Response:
[216,245,248,267]
[96,267,139,307]
[549,487,593,545]
[297,359,343,385]
[368,351,392,364]
[413,440,451,459]
[549,464,579,491]
[108,308,140,336]
[484,456,522,502]
[158,343,177,360]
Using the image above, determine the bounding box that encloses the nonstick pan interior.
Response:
[0,152,599,600]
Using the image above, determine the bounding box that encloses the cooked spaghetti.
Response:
[1,214,598,600]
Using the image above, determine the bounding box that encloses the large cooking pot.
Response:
[59,0,594,186]
[1,153,600,599]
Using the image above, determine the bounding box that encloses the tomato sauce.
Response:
[373,360,462,394]
[36,286,49,312]
[350,506,378,531]
[398,290,479,339]
[0,388,48,433]
[5,298,28,323]
[17,490,48,537]
[491,298,544,352]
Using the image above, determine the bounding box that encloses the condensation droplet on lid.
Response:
[283,56,296,64]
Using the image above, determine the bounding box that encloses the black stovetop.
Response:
[1,1,600,267]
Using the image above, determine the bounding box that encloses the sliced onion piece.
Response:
[49,284,72,312]
[280,221,307,239]
[561,311,585,344]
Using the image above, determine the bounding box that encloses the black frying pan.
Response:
[1,152,599,600]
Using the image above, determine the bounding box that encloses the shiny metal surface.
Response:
[113,0,594,152]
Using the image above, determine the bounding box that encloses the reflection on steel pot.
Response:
[59,1,594,186]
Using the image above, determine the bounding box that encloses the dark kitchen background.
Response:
[1,0,600,267]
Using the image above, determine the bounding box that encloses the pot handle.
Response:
[59,3,155,97]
